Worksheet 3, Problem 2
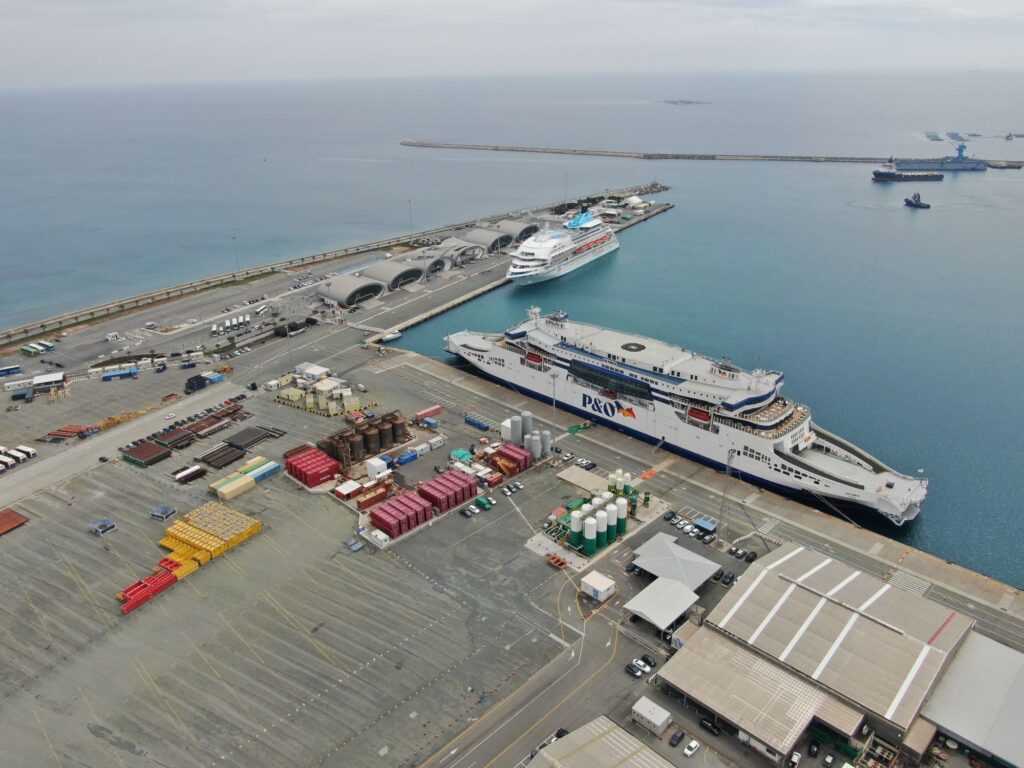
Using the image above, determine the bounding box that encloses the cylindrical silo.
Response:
[391,419,406,445]
[530,434,542,460]
[615,472,625,493]
[616,497,628,537]
[510,415,523,445]
[583,517,597,556]
[379,423,394,450]
[521,411,533,439]
[348,434,365,461]
[623,472,632,495]
[595,510,608,549]
[541,430,552,455]
[570,510,583,548]
[601,490,613,506]
[605,505,619,541]
[581,503,593,520]
[363,428,380,455]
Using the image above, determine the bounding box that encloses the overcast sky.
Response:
[2,0,1022,88]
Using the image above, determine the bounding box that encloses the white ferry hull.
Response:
[509,242,620,285]
[445,328,925,526]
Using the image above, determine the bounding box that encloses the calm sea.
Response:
[1,73,1022,585]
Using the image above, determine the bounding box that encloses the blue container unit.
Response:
[395,451,418,466]
[181,361,197,370]
[464,415,489,431]
[204,372,225,384]
[421,417,439,429]
[250,461,281,483]
[380,454,394,468]
[102,367,138,382]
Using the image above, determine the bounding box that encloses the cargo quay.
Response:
[0,187,1021,768]
[401,138,1024,169]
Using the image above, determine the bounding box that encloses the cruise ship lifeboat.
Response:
[688,407,711,422]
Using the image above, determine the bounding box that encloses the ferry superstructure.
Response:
[445,308,927,525]
[506,211,619,285]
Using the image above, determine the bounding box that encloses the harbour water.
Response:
[1,72,1022,585]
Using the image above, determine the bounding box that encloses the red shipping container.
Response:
[414,405,443,421]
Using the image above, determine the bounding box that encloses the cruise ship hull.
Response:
[446,327,925,526]
[510,243,620,285]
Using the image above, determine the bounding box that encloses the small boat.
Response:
[904,193,931,209]
[380,329,402,342]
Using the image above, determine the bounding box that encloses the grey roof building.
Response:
[362,261,424,291]
[631,532,719,590]
[316,275,385,307]
[460,227,514,253]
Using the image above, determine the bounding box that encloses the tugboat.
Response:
[904,192,931,209]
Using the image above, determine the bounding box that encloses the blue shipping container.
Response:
[396,451,418,466]
[380,454,394,467]
[464,416,489,430]
[204,372,224,383]
[422,417,438,429]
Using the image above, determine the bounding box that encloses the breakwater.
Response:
[401,139,1024,168]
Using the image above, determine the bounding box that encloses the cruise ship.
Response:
[894,142,987,171]
[446,308,927,525]
[506,211,619,285]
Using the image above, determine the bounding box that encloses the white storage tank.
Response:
[500,418,513,442]
[521,411,533,439]
[510,415,523,446]
[570,510,584,548]
[595,510,608,548]
[583,517,597,556]
[541,430,552,455]
[530,434,542,460]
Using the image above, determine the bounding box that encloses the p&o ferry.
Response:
[446,308,927,525]
[506,211,619,285]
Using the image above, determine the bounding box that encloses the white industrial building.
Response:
[580,571,616,603]
[631,696,672,737]
[531,715,674,768]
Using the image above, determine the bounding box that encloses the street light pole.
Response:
[231,236,239,273]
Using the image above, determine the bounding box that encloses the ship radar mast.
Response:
[528,306,541,321]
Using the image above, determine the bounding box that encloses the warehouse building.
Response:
[655,542,979,765]
[630,532,719,590]
[624,578,699,633]
[531,715,674,768]
[317,275,385,307]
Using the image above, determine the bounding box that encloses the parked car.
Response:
[682,524,694,534]
[670,730,685,747]
[663,511,676,521]
[514,481,524,490]
[683,740,701,758]
[675,520,687,529]
[460,509,472,518]
[712,568,724,581]
[788,751,802,767]
[722,571,735,586]
[502,487,512,496]
[745,551,759,563]
[734,548,747,559]
[467,505,479,515]
[625,562,638,574]
[486,496,497,506]
[632,658,651,674]
[702,534,715,544]
[699,718,721,736]
[640,653,657,668]
[345,537,364,552]
[554,728,570,739]
[823,754,835,767]
[808,739,820,757]
[624,663,642,678]
[98,456,108,463]
[728,546,738,556]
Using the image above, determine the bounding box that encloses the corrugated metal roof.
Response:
[707,543,973,730]
[658,627,862,756]
[534,715,675,768]
[923,631,1024,766]
[0,508,29,537]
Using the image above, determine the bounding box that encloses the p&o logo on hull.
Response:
[582,394,636,419]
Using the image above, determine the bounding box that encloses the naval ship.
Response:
[446,308,927,525]
[506,210,619,285]
[894,142,987,171]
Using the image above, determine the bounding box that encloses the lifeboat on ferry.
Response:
[688,407,711,422]
[525,352,543,364]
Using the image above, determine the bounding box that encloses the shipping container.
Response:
[414,404,443,421]
[421,416,439,429]
[464,415,489,430]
